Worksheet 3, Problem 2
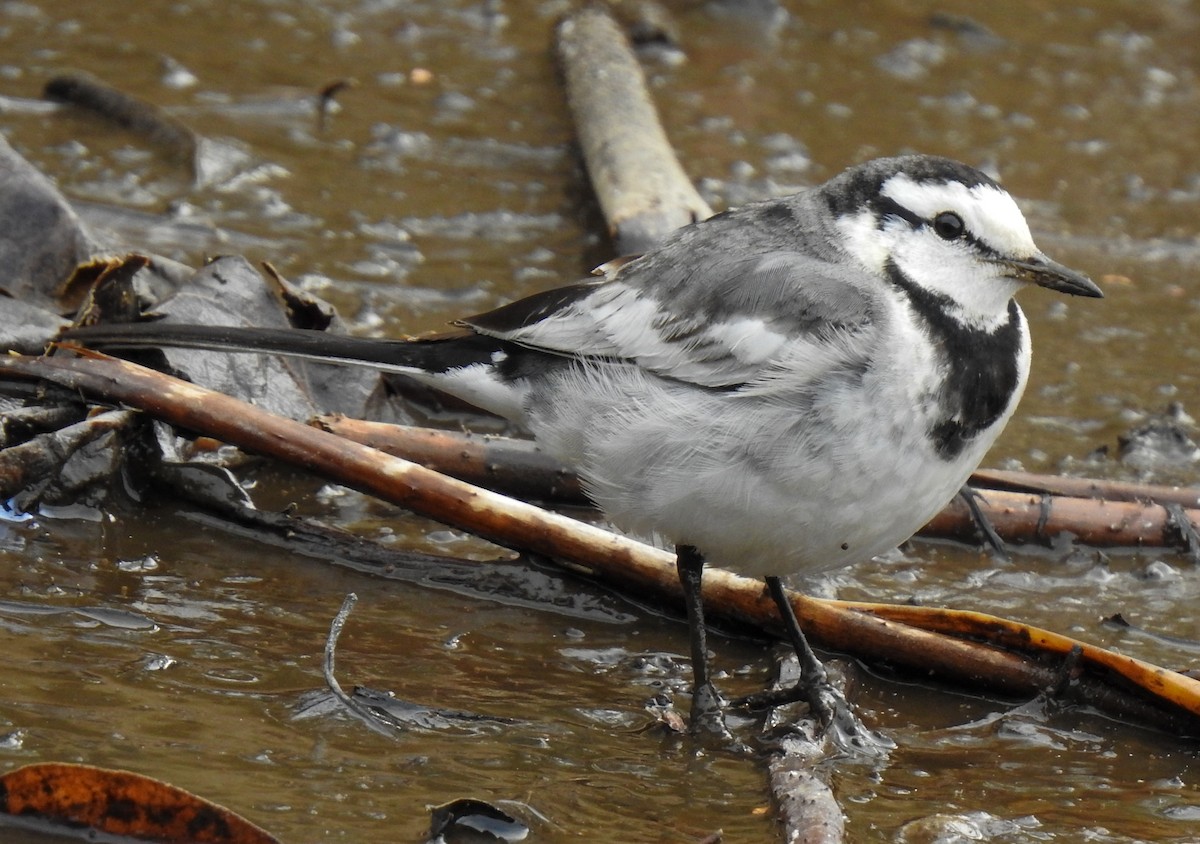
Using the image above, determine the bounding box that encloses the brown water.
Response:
[3,1,1200,841]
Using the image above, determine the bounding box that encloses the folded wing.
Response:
[462,251,881,390]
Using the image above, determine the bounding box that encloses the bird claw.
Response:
[807,681,895,758]
[734,676,894,758]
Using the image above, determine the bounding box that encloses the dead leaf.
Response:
[0,762,281,843]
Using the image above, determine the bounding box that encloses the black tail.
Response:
[60,322,509,376]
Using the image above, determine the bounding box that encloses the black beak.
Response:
[1003,254,1103,298]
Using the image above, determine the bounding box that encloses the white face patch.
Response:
[880,173,1038,258]
[834,208,889,273]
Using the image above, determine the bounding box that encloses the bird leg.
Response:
[675,544,730,738]
[760,576,894,756]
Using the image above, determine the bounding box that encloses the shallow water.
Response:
[2,1,1200,841]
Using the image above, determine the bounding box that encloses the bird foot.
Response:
[806,678,894,757]
[734,676,893,758]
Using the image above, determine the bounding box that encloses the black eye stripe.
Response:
[869,196,1003,259]
[870,196,923,227]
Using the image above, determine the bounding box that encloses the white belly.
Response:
[524,345,1026,579]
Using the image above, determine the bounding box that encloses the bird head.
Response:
[824,155,1101,329]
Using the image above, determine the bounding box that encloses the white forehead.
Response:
[881,172,1037,256]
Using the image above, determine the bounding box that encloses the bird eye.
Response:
[933,211,965,240]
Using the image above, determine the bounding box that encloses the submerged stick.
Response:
[763,658,846,844]
[323,594,363,716]
[322,593,393,738]
[43,71,198,166]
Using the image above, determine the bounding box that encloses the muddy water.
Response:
[2,1,1200,841]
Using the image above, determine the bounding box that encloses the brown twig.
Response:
[831,601,1200,723]
[313,415,585,503]
[924,487,1200,549]
[971,467,1200,509]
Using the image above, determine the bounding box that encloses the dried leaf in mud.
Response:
[0,762,280,843]
[0,298,69,355]
[67,254,154,324]
[261,261,337,331]
[62,256,400,422]
[0,409,138,506]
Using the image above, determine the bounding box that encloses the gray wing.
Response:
[462,251,881,389]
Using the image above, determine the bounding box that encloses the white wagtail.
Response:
[64,155,1102,744]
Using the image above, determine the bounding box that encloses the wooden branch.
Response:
[763,660,846,844]
[555,5,713,255]
[4,350,689,594]
[3,352,1200,734]
[831,601,1200,718]
[924,487,1200,549]
[312,415,585,503]
[315,415,1200,551]
[769,757,844,844]
[971,467,1200,509]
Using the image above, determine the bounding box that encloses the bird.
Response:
[63,154,1103,745]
